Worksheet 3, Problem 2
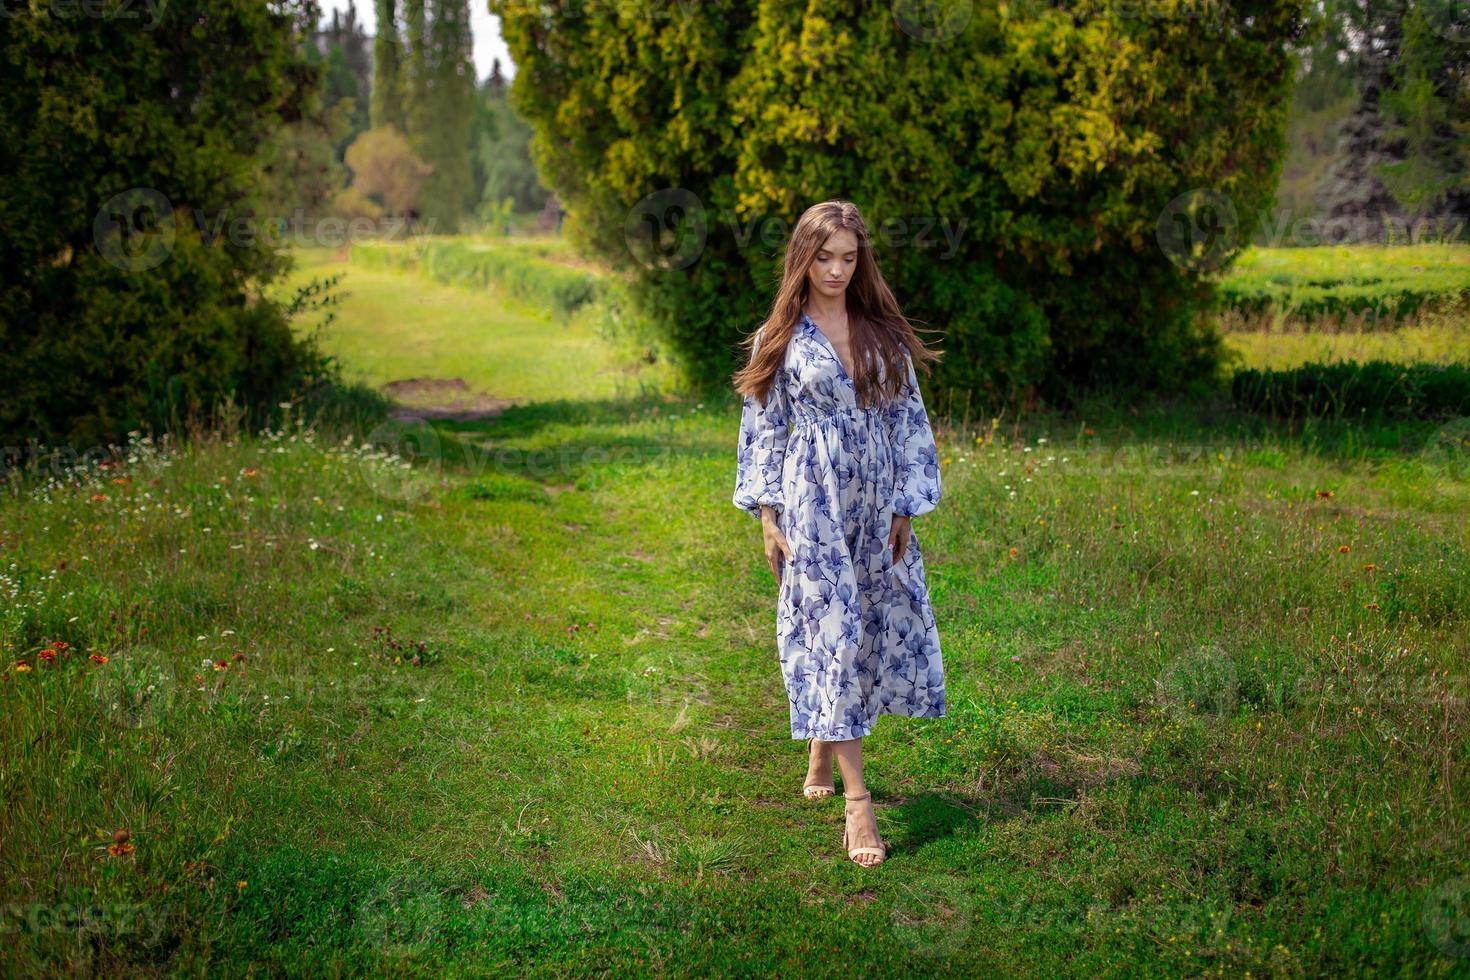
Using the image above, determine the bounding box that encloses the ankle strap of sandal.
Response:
[844,790,871,802]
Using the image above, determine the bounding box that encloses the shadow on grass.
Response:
[303,372,1465,501]
[985,387,1464,463]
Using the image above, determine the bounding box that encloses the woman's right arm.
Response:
[734,334,795,582]
[733,337,791,520]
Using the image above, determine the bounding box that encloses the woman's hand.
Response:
[760,505,794,584]
[888,514,912,565]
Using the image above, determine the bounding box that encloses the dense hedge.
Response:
[352,239,609,320]
[1218,286,1464,325]
[492,0,1314,407]
[1214,244,1470,327]
[1231,360,1470,421]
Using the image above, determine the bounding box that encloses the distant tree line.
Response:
[258,0,550,235]
[1287,0,1470,242]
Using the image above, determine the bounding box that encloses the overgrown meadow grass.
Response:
[1,249,1467,976]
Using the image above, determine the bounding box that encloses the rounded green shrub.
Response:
[491,0,1314,409]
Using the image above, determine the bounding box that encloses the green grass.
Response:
[350,238,618,322]
[1224,315,1470,371]
[2,245,1468,976]
[270,245,676,404]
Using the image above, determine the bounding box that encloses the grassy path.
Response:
[270,246,674,404]
[2,250,1467,975]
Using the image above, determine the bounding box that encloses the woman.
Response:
[731,200,946,868]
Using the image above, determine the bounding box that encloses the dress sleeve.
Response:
[733,335,792,519]
[890,352,942,518]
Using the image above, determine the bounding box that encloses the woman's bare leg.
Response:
[832,738,866,793]
[833,738,883,866]
[806,738,836,793]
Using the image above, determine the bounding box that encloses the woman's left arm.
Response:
[890,352,942,519]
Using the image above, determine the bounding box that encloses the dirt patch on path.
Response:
[380,377,518,422]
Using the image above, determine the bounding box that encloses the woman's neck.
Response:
[804,299,847,323]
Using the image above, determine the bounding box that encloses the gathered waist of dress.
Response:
[791,405,885,430]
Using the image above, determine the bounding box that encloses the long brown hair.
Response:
[732,200,942,409]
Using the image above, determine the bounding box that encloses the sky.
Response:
[323,0,516,85]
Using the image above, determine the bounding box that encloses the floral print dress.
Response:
[734,312,946,741]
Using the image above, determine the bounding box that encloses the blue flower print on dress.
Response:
[733,313,945,741]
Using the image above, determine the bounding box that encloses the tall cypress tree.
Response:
[370,0,405,132]
[402,0,429,153]
[416,0,476,231]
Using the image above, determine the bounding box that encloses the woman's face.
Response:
[807,228,858,302]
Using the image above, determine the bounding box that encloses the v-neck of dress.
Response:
[802,312,855,385]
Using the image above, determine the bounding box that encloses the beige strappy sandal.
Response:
[843,790,887,866]
[802,738,835,799]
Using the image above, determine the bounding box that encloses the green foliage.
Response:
[1272,4,1358,228]
[343,125,434,216]
[1271,90,1358,233]
[477,196,517,236]
[313,5,373,161]
[332,186,387,222]
[1375,2,1470,218]
[1310,0,1470,236]
[1231,359,1470,420]
[257,37,357,222]
[1215,244,1470,326]
[491,0,1313,407]
[1291,2,1359,115]
[397,0,476,232]
[471,87,549,218]
[0,0,339,450]
[371,0,407,132]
